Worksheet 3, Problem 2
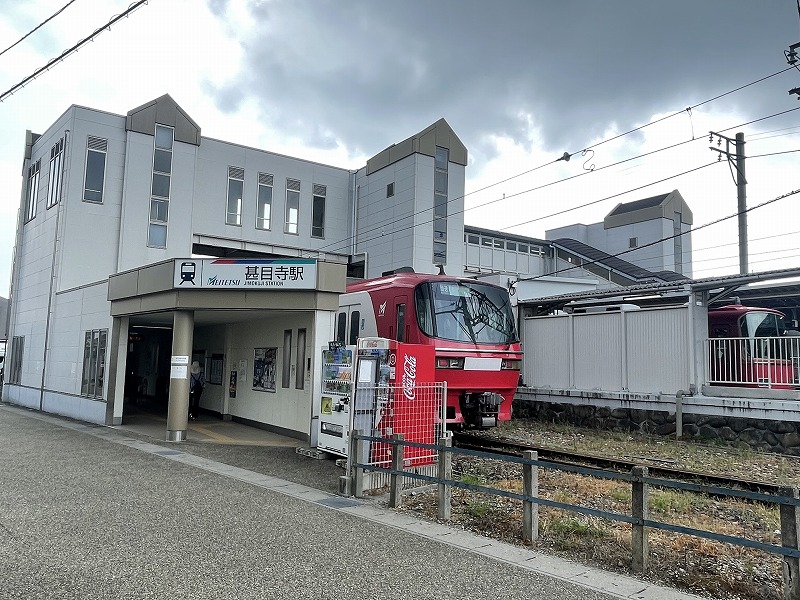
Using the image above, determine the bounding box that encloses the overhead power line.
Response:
[516,187,800,283]
[0,0,81,59]
[313,68,800,256]
[0,0,149,103]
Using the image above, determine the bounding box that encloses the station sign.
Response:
[173,258,317,290]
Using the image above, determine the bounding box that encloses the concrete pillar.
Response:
[166,310,194,442]
[106,316,128,426]
[688,290,708,393]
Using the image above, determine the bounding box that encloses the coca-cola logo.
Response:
[402,354,417,400]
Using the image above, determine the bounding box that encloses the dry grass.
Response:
[398,430,787,600]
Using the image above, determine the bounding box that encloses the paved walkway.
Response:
[0,404,703,600]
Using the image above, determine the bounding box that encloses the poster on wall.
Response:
[210,354,224,385]
[229,371,237,398]
[253,348,277,392]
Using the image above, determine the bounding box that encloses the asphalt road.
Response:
[0,405,697,600]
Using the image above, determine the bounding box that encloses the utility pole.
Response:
[709,131,747,274]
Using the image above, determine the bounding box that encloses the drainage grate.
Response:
[316,497,362,509]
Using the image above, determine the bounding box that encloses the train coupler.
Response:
[460,392,504,428]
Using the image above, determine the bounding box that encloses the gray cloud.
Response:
[204,0,800,170]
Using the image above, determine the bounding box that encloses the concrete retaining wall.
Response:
[512,398,800,455]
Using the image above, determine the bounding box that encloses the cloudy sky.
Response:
[1,0,800,297]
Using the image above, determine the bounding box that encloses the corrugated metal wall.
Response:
[523,315,570,388]
[625,307,689,393]
[522,306,690,395]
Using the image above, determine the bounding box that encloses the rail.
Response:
[348,430,800,599]
[706,335,800,388]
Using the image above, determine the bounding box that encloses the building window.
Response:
[7,336,24,384]
[47,138,64,209]
[519,244,529,253]
[311,184,326,238]
[467,234,479,244]
[81,329,107,399]
[282,329,293,388]
[295,328,306,390]
[387,182,394,197]
[285,178,300,234]
[226,167,244,226]
[434,146,448,264]
[148,125,173,248]
[256,173,273,230]
[629,237,638,249]
[506,241,517,251]
[83,136,107,203]
[673,211,683,274]
[25,159,40,222]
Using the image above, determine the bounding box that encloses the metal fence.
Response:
[706,336,800,388]
[347,383,446,493]
[348,433,800,599]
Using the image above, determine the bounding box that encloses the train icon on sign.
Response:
[180,262,196,285]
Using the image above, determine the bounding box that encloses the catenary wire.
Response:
[0,0,150,103]
[516,187,800,283]
[311,76,800,256]
[0,0,80,59]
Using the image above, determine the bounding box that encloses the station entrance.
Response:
[107,257,347,443]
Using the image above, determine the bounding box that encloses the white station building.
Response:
[4,94,468,441]
[4,93,690,442]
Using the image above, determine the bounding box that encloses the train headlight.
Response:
[501,359,521,370]
[436,357,464,369]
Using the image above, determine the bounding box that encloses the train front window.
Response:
[414,281,516,344]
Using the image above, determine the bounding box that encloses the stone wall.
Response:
[512,398,800,455]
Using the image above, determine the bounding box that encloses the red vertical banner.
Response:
[391,342,436,466]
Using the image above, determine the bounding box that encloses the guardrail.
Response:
[348,430,800,599]
[706,336,800,388]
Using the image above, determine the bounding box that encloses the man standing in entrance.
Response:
[189,361,205,421]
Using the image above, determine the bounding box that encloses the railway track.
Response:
[452,432,783,497]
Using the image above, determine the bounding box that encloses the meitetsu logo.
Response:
[207,275,241,287]
[402,354,417,400]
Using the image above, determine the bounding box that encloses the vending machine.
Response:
[312,338,436,463]
[315,343,356,456]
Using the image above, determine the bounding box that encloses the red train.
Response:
[336,270,522,428]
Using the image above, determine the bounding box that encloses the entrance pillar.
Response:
[166,310,194,441]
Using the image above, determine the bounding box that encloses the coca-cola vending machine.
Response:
[353,338,435,467]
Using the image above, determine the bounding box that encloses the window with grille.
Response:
[83,136,107,203]
[25,159,40,221]
[81,329,107,399]
[226,166,244,226]
[433,146,448,264]
[311,184,325,238]
[7,336,24,384]
[148,125,173,248]
[285,178,300,234]
[256,173,273,230]
[47,138,64,209]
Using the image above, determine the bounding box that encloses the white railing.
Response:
[705,336,800,389]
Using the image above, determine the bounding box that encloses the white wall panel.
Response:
[626,306,689,394]
[573,313,622,390]
[522,316,570,388]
